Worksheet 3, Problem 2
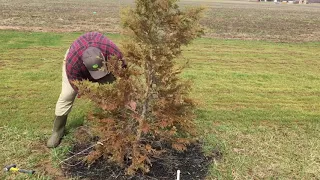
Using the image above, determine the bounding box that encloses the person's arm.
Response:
[68,73,81,93]
[106,41,127,68]
[65,58,85,93]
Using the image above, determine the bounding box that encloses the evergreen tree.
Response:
[76,0,204,175]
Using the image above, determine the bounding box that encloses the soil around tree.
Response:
[61,127,220,180]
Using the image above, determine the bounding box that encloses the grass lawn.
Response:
[0,30,320,179]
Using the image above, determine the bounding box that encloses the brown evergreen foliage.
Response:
[75,0,204,175]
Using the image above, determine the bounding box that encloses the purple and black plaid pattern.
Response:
[66,32,123,90]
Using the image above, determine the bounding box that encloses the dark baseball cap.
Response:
[82,47,109,80]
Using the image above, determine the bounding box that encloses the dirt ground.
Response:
[62,140,216,180]
[58,126,216,180]
[1,0,320,42]
[57,126,218,180]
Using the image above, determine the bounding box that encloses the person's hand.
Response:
[121,59,127,69]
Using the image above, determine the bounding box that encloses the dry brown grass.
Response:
[202,1,320,42]
[1,0,319,42]
[0,0,123,33]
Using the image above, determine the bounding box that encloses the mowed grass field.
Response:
[1,0,320,179]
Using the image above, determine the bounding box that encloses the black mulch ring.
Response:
[61,141,221,180]
[61,127,221,180]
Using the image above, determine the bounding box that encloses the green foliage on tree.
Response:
[76,0,204,175]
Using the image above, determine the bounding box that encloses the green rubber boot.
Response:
[47,115,67,148]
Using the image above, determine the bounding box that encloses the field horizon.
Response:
[0,0,320,42]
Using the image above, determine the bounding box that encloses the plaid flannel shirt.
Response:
[66,32,123,91]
